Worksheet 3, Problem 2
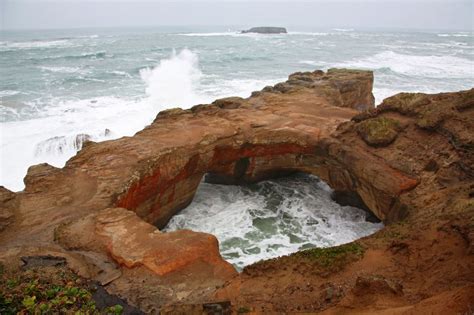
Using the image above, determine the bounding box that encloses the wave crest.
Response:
[340,50,474,78]
[139,49,205,109]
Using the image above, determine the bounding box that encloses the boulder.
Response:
[356,117,402,147]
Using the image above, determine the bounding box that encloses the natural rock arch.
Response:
[3,69,471,313]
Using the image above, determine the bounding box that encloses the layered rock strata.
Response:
[0,69,472,313]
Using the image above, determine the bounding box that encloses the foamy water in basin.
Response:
[164,173,384,270]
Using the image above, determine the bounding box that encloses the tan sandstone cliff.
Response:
[0,69,473,314]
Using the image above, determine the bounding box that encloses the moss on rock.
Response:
[357,117,401,147]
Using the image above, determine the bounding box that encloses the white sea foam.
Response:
[339,51,474,78]
[437,33,471,37]
[177,32,285,39]
[0,95,156,191]
[77,35,99,39]
[289,32,329,36]
[0,49,277,191]
[332,28,355,32]
[139,49,207,108]
[0,90,20,97]
[1,39,73,50]
[109,70,133,78]
[178,32,239,37]
[39,66,82,73]
[165,174,383,269]
[201,77,283,99]
[299,60,329,66]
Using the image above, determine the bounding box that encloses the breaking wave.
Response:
[0,49,276,191]
[139,49,207,108]
[340,51,474,78]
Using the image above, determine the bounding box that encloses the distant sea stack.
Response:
[241,27,287,34]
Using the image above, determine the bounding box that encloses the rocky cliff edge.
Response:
[0,69,472,313]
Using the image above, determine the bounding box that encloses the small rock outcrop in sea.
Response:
[241,26,288,34]
[1,68,473,314]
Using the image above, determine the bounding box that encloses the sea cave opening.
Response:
[163,172,383,270]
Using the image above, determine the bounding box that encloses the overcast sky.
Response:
[1,0,472,31]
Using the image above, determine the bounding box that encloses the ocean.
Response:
[1,27,472,267]
[1,27,473,191]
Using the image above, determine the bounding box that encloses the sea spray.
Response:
[139,49,206,109]
[1,29,472,190]
[0,49,275,191]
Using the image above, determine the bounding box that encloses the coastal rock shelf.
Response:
[1,69,473,313]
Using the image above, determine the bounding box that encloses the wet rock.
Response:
[20,255,67,270]
[75,134,92,149]
[92,284,144,315]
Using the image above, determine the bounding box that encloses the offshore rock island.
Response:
[241,27,288,34]
[1,69,473,313]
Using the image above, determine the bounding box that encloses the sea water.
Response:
[164,174,383,269]
[1,27,472,266]
[1,27,473,191]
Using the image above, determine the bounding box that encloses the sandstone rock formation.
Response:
[0,68,472,313]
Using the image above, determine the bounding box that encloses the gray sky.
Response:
[1,0,472,31]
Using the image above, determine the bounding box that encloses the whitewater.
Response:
[165,174,383,269]
[1,28,473,191]
[1,27,472,267]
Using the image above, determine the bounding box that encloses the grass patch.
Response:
[243,243,366,277]
[296,242,365,270]
[377,230,407,241]
[237,306,251,313]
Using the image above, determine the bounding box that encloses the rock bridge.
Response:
[1,69,471,312]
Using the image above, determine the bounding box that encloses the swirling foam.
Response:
[165,174,383,270]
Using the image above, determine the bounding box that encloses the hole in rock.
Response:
[164,173,384,270]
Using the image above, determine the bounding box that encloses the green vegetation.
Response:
[237,306,251,313]
[357,116,401,146]
[415,109,444,130]
[296,242,365,269]
[377,229,407,241]
[0,266,123,315]
[244,242,366,277]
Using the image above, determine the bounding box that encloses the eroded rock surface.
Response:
[1,69,473,313]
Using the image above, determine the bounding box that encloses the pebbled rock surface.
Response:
[1,69,473,313]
